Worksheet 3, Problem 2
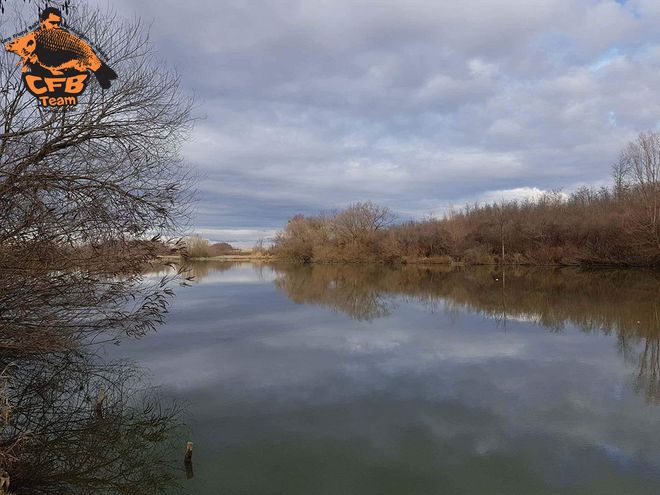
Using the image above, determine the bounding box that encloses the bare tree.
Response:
[0,2,194,488]
[494,198,508,263]
[618,132,660,251]
[612,154,630,202]
[0,3,194,351]
[1,5,193,248]
[334,201,394,240]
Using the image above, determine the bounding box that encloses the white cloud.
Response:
[90,0,660,231]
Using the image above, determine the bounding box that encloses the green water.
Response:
[115,263,660,494]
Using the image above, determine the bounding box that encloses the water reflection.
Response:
[273,263,660,403]
[273,264,396,320]
[118,262,660,494]
[149,261,660,391]
[0,350,181,494]
[269,264,659,328]
[182,260,242,281]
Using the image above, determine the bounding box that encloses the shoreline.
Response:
[158,254,275,262]
[157,255,659,269]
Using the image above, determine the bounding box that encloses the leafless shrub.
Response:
[184,234,210,258]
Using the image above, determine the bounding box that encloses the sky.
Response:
[62,1,660,244]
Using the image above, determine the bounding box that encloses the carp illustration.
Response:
[4,7,117,89]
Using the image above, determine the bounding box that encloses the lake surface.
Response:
[110,262,660,494]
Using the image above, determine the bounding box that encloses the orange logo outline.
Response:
[3,6,117,107]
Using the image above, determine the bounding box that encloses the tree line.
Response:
[272,132,660,266]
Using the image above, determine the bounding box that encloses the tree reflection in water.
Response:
[270,264,660,403]
[272,264,395,321]
[0,349,181,495]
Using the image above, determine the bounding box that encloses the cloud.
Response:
[85,0,660,237]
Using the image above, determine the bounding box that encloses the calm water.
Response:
[110,262,660,494]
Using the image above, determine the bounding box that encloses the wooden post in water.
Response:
[0,469,10,495]
[184,441,194,479]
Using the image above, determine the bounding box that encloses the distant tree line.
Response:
[272,132,660,266]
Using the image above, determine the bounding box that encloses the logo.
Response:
[3,6,117,107]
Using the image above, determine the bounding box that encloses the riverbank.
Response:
[159,252,275,262]
[159,254,658,268]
